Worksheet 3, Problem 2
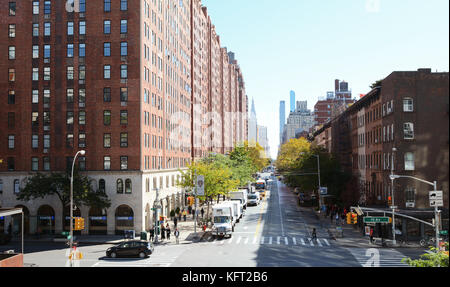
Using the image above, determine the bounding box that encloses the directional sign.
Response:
[196,175,205,196]
[440,230,448,236]
[363,217,392,223]
[319,187,328,195]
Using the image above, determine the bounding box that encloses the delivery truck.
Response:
[212,203,234,238]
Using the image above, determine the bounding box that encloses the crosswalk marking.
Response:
[261,236,265,244]
[317,239,323,247]
[277,236,280,244]
[244,237,249,244]
[300,238,305,245]
[228,237,234,244]
[253,237,258,244]
[236,237,242,244]
[323,239,330,246]
[293,238,297,245]
[269,237,273,244]
[206,235,331,248]
[285,237,289,245]
[347,248,410,267]
[308,238,314,246]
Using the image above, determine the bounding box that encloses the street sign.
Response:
[319,187,328,195]
[440,230,448,235]
[390,206,398,209]
[429,190,443,200]
[363,217,391,223]
[430,199,444,207]
[196,175,205,196]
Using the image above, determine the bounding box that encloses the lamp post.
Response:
[391,147,397,245]
[153,187,160,244]
[70,150,85,267]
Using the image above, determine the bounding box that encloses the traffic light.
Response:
[74,217,85,231]
[388,196,392,206]
[346,213,352,224]
[351,213,358,224]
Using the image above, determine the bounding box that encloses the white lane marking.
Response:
[228,237,234,244]
[244,237,249,244]
[277,186,285,236]
[260,236,265,244]
[277,236,280,244]
[309,238,314,246]
[293,238,297,245]
[269,237,273,244]
[323,239,330,246]
[285,237,289,245]
[300,238,305,245]
[317,239,323,247]
[236,236,242,244]
[253,237,258,244]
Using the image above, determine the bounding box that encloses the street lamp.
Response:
[153,187,160,244]
[70,150,85,267]
[391,147,397,245]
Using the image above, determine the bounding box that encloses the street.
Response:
[1,177,427,267]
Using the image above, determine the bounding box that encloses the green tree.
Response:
[17,169,111,226]
[402,245,449,267]
[370,79,383,89]
[276,138,311,172]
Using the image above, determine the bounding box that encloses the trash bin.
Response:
[140,232,147,241]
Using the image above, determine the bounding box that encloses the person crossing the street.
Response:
[174,228,180,245]
[311,228,317,241]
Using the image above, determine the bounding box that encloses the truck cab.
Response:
[212,204,234,238]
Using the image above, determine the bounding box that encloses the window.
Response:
[79,44,85,57]
[32,90,39,103]
[43,157,50,171]
[44,90,50,104]
[9,69,15,82]
[120,133,128,147]
[103,87,111,102]
[33,45,39,58]
[68,22,74,36]
[9,24,16,38]
[14,179,20,194]
[44,1,51,14]
[120,20,127,33]
[404,152,415,171]
[44,67,50,81]
[99,179,106,193]
[8,135,15,149]
[125,179,132,194]
[67,89,74,103]
[32,135,39,148]
[9,2,16,16]
[67,111,74,125]
[120,65,127,79]
[121,42,128,56]
[104,65,111,79]
[104,20,111,34]
[120,156,128,170]
[44,134,50,148]
[78,156,86,171]
[79,21,86,35]
[67,44,74,57]
[79,89,86,105]
[117,179,124,193]
[8,112,15,128]
[44,45,51,58]
[32,112,39,126]
[32,68,39,81]
[33,1,39,15]
[33,23,39,37]
[79,111,86,125]
[104,42,111,57]
[79,65,85,80]
[403,123,414,140]
[104,134,111,148]
[120,110,128,125]
[8,158,15,171]
[66,134,74,148]
[79,0,86,13]
[43,112,50,126]
[9,46,15,60]
[120,88,128,102]
[31,157,39,171]
[67,66,74,80]
[0,179,3,194]
[104,156,111,170]
[121,0,128,11]
[403,98,414,112]
[104,0,111,12]
[405,188,415,203]
[103,111,111,125]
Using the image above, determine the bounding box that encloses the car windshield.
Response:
[214,216,230,224]
[248,194,257,199]
[255,183,265,189]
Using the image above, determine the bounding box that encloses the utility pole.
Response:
[391,147,397,245]
[70,150,85,267]
[316,155,322,210]
[194,170,197,234]
[433,181,441,252]
[153,187,160,244]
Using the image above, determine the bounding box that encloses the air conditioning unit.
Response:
[406,202,415,208]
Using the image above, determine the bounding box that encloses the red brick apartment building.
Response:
[0,0,247,235]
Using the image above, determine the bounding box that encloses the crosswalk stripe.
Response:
[309,239,314,246]
[269,237,273,244]
[277,236,280,244]
[261,236,265,244]
[300,238,305,245]
[253,237,258,244]
[293,238,297,245]
[228,237,234,244]
[317,239,323,247]
[244,237,249,244]
[323,239,330,246]
[285,237,289,245]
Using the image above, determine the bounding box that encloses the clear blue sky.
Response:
[203,0,449,159]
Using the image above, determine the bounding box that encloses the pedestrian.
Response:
[174,228,180,244]
[188,205,192,215]
[149,227,155,242]
[183,210,187,222]
[161,224,166,240]
[178,210,182,221]
[201,208,205,219]
[311,228,317,240]
[369,227,374,244]
[174,216,178,228]
[335,213,340,225]
[166,224,171,240]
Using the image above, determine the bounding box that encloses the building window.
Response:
[120,110,128,125]
[32,68,39,81]
[33,45,39,58]
[103,110,111,125]
[121,42,128,56]
[121,0,128,11]
[120,156,128,170]
[9,69,15,82]
[14,179,20,194]
[103,87,111,102]
[33,23,39,37]
[79,44,85,58]
[32,134,39,149]
[403,123,414,140]
[9,2,16,16]
[79,0,86,13]
[120,133,128,147]
[9,24,16,38]
[67,111,74,125]
[404,152,415,171]
[44,90,50,104]
[104,42,111,57]
[32,112,39,127]
[405,188,415,203]
[44,67,51,81]
[44,134,50,149]
[104,65,111,79]
[117,179,124,194]
[66,134,74,148]
[104,20,111,34]
[120,88,128,102]
[67,44,74,57]
[99,179,106,193]
[31,157,39,171]
[120,20,127,33]
[44,22,51,36]
[79,89,86,105]
[43,111,50,127]
[403,98,414,112]
[79,21,86,35]
[67,22,74,36]
[44,45,51,58]
[9,46,15,60]
[31,90,39,104]
[78,156,86,171]
[104,133,111,148]
[79,65,85,80]
[33,1,39,15]
[67,66,74,80]
[104,156,111,170]
[120,65,127,79]
[104,0,111,12]
[125,179,132,194]
[44,1,51,14]
[8,135,15,149]
[79,111,86,125]
[67,89,74,103]
[43,157,50,171]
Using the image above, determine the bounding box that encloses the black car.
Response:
[106,240,154,258]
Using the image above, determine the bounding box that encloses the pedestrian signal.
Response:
[74,217,85,231]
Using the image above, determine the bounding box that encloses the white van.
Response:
[230,190,248,210]
[212,204,234,238]
[223,200,240,225]
[247,192,260,206]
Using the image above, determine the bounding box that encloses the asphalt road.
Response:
[1,177,426,267]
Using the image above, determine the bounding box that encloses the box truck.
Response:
[230,189,248,210]
[212,204,234,238]
[223,200,241,224]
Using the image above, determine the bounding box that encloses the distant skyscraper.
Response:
[248,98,258,142]
[290,91,296,113]
[279,101,286,145]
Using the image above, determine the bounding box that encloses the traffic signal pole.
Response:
[391,148,396,246]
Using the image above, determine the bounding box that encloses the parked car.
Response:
[247,193,260,206]
[106,240,154,258]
